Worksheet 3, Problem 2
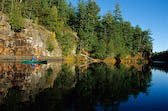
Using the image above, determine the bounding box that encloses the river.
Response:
[0,62,167,111]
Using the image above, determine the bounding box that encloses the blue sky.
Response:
[67,0,168,52]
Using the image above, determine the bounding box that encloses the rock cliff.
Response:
[0,12,62,57]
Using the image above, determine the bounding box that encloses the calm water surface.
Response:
[0,62,167,111]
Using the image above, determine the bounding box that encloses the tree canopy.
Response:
[0,0,153,59]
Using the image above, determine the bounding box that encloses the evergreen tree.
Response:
[0,0,153,59]
[141,30,153,57]
[76,0,87,30]
[58,0,69,23]
[76,0,88,51]
[102,11,114,39]
[86,0,100,33]
[106,37,115,57]
[122,21,134,53]
[48,0,69,23]
[42,0,49,10]
[67,2,76,30]
[133,25,142,52]
[76,0,100,52]
[114,2,123,22]
[39,6,63,36]
[92,39,107,59]
[31,0,42,18]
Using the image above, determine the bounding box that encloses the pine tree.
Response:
[39,6,63,35]
[32,0,42,18]
[102,11,114,39]
[114,2,123,22]
[76,0,100,52]
[67,2,76,30]
[122,21,134,53]
[58,0,69,23]
[77,0,87,30]
[133,25,142,52]
[92,39,107,59]
[42,0,49,10]
[0,0,153,59]
[49,0,69,23]
[86,0,100,33]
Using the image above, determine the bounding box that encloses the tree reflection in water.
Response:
[0,63,152,111]
[151,63,168,73]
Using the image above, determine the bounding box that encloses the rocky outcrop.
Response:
[0,12,62,57]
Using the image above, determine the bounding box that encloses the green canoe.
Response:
[21,60,47,64]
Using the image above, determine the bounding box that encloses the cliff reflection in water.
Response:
[0,63,61,104]
[0,62,152,111]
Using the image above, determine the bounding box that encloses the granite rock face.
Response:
[0,12,62,57]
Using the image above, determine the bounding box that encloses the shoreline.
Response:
[0,56,64,62]
[0,55,150,65]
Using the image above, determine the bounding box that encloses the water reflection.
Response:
[0,62,154,111]
[151,63,168,73]
[71,63,151,111]
[0,63,61,105]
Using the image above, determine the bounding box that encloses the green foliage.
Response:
[106,38,115,57]
[48,0,69,23]
[56,29,77,56]
[152,50,168,61]
[122,21,134,52]
[0,0,5,11]
[2,0,12,13]
[46,37,55,52]
[55,64,75,88]
[46,68,54,81]
[34,17,39,26]
[38,6,64,36]
[57,0,69,23]
[114,2,123,22]
[67,2,76,30]
[75,0,100,53]
[8,4,25,32]
[1,0,153,59]
[92,39,107,59]
[0,63,152,110]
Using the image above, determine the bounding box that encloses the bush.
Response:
[46,37,55,52]
[8,6,25,32]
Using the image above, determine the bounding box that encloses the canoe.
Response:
[21,60,47,64]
